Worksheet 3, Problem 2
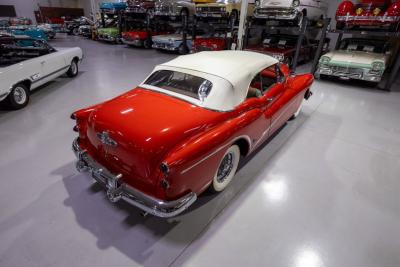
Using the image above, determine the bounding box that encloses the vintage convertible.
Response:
[0,36,83,109]
[336,0,400,30]
[71,51,314,217]
[317,38,391,83]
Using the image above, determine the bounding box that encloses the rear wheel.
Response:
[7,83,30,110]
[210,145,240,192]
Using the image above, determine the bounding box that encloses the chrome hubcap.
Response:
[217,152,234,183]
[13,87,26,104]
[71,62,77,74]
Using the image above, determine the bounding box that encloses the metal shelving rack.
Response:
[245,17,331,74]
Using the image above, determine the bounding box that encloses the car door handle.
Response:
[40,61,46,64]
[267,97,275,102]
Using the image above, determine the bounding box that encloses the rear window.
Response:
[144,70,213,100]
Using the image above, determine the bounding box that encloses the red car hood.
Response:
[85,88,223,192]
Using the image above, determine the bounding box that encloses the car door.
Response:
[261,64,291,136]
[37,41,67,83]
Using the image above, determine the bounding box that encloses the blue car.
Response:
[100,1,127,13]
[9,26,48,41]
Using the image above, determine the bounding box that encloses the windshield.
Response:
[340,39,388,53]
[144,70,213,100]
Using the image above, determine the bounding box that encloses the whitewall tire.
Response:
[211,145,240,192]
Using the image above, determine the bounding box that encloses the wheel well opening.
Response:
[72,56,79,63]
[234,138,250,157]
[20,80,31,90]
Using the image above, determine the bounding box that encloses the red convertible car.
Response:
[336,0,400,30]
[71,51,314,217]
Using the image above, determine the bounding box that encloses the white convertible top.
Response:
[140,51,278,111]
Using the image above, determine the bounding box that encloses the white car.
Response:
[253,0,328,23]
[317,38,391,83]
[0,36,83,109]
[154,0,196,18]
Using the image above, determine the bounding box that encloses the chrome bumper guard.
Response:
[72,138,197,218]
[317,66,382,82]
[122,38,143,46]
[152,42,178,51]
[254,8,298,20]
[336,15,400,23]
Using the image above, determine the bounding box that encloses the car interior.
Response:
[0,37,53,66]
[247,64,280,99]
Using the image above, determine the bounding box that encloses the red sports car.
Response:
[193,32,229,52]
[336,0,400,30]
[71,51,314,217]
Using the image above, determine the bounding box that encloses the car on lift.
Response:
[97,26,121,43]
[253,0,328,24]
[317,38,392,83]
[246,34,329,66]
[0,36,83,109]
[336,0,400,31]
[152,28,206,53]
[192,30,235,51]
[154,0,197,18]
[121,24,174,48]
[126,0,156,17]
[100,1,128,13]
[71,50,314,218]
[195,0,255,22]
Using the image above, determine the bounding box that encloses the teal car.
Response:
[9,26,48,41]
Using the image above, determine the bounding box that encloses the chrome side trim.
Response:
[72,138,197,218]
[180,135,252,175]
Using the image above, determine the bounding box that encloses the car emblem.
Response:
[97,131,118,147]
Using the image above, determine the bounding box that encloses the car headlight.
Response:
[255,0,260,7]
[292,0,300,7]
[221,7,226,12]
[320,56,331,64]
[372,61,384,71]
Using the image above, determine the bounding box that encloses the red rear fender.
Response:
[159,109,262,198]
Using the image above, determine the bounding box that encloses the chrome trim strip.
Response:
[72,138,197,218]
[31,65,70,84]
[180,135,252,175]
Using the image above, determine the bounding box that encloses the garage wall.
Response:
[0,0,89,20]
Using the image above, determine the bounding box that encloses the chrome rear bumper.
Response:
[72,138,197,218]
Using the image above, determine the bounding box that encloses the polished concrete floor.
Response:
[0,35,400,267]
